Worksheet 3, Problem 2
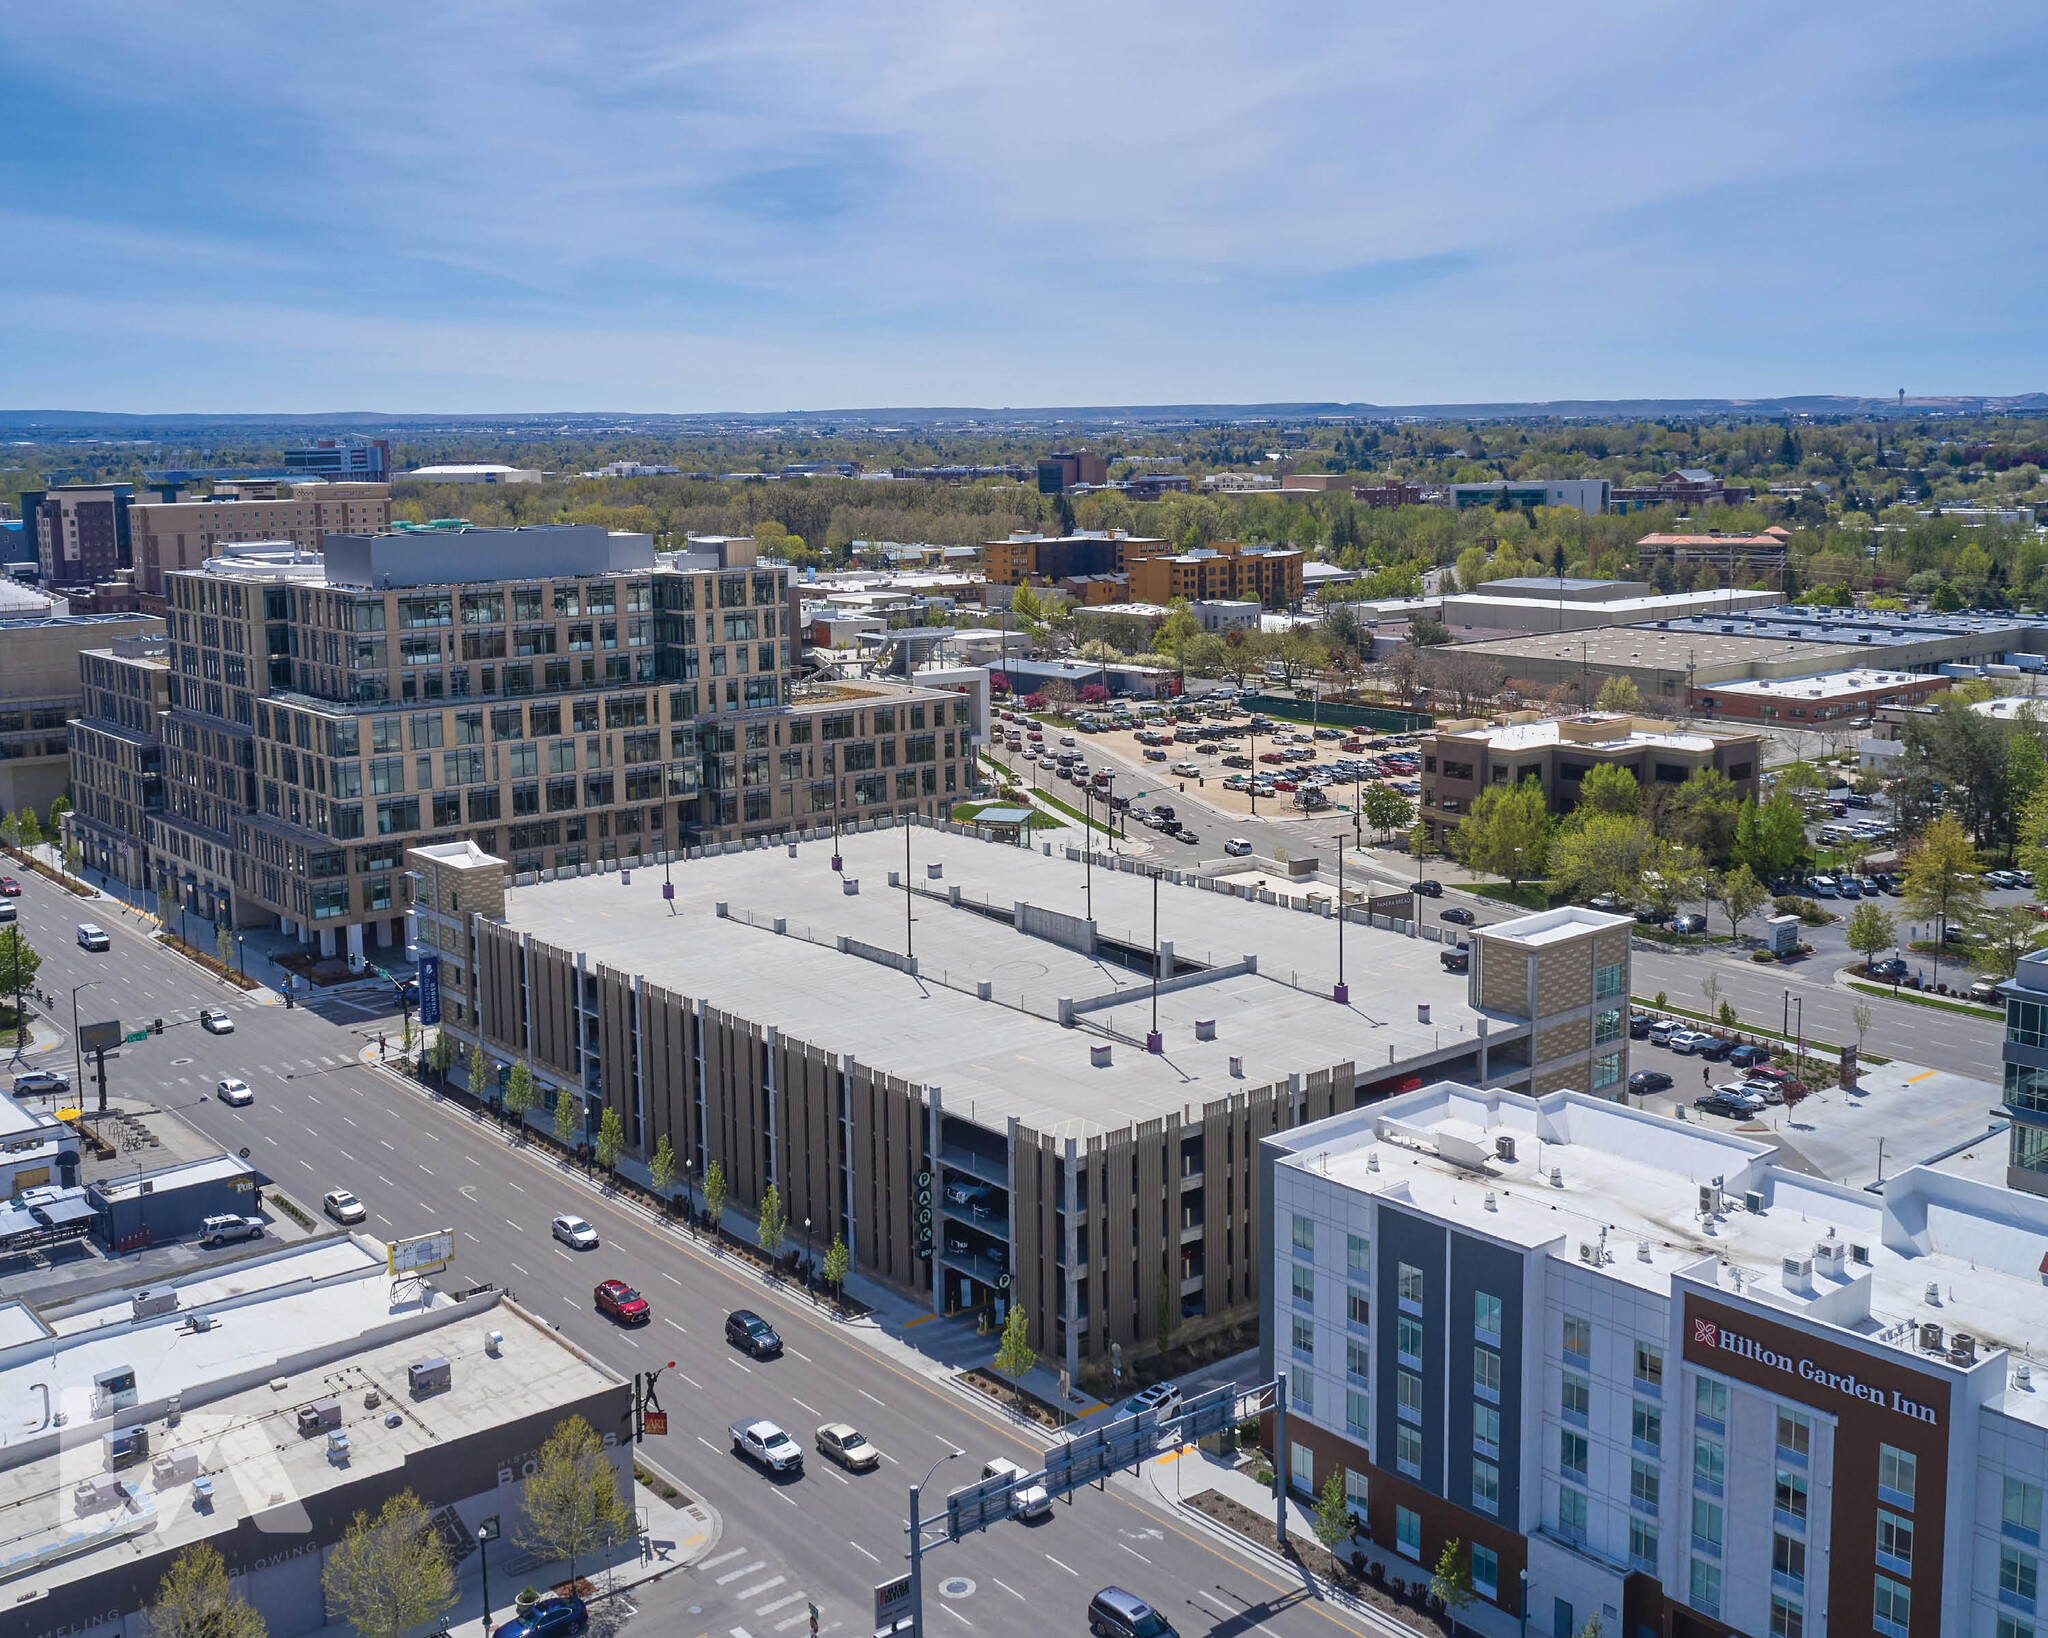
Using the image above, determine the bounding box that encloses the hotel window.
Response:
[1633,1402,1663,1454]
[1292,1214,1315,1257]
[2012,998,2048,1049]
[1694,1438,1725,1493]
[1470,1458,1499,1514]
[1877,1509,1913,1574]
[1634,1341,1664,1395]
[2003,1544,2040,1610]
[1396,1424,1423,1478]
[1396,1505,1421,1559]
[1689,1559,1722,1619]
[1558,1486,1588,1542]
[1630,1518,1659,1573]
[1292,1264,1314,1307]
[1692,1498,1723,1557]
[1347,1288,1370,1328]
[1398,1371,1423,1422]
[1770,1595,1803,1638]
[1290,1440,1313,1493]
[1289,1368,1313,1416]
[1562,1314,1590,1362]
[1474,1347,1501,1401]
[1772,1531,1805,1589]
[1595,1006,1623,1044]
[1344,1468,1369,1521]
[1347,1340,1369,1382]
[1559,1430,1588,1482]
[1346,1233,1370,1277]
[1630,1458,1660,1516]
[1291,1316,1314,1358]
[1470,1543,1498,1599]
[2010,1478,2045,1543]
[1474,1290,1502,1340]
[1473,1403,1500,1459]
[1777,1408,1811,1463]
[1595,960,1625,1001]
[1561,1373,1590,1422]
[1397,1316,1424,1365]
[1878,1443,1917,1510]
[1397,1262,1424,1309]
[1346,1389,1370,1436]
[1593,1051,1622,1089]
[1695,1376,1727,1430]
[1775,1468,1808,1529]
[1874,1573,1911,1638]
[1999,1619,2036,1638]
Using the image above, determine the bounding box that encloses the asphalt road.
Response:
[12,873,1371,1638]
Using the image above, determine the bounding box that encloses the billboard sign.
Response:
[874,1575,913,1631]
[944,1470,1018,1540]
[417,954,441,1026]
[387,1229,454,1277]
[79,1019,123,1054]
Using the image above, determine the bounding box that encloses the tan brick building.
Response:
[1466,906,1634,1097]
[132,483,391,602]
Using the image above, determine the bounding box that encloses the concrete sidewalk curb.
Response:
[632,1448,724,1572]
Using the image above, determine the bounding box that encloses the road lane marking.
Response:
[1045,1554,1077,1575]
[664,1318,687,1333]
[994,1580,1024,1601]
[678,1372,702,1389]
[510,1262,529,1274]
[378,1174,394,1185]
[419,1166,434,1176]
[697,1436,719,1453]
[940,1609,971,1627]
[728,1357,753,1373]
[1118,1542,1151,1563]
[773,1615,811,1633]
[661,1271,683,1284]
[775,1490,797,1507]
[380,1140,396,1151]
[463,1232,480,1243]
[505,1180,525,1192]
[792,1398,817,1414]
[715,1561,766,1585]
[786,1347,811,1362]
[859,1389,885,1406]
[556,1249,574,1262]
[850,1541,879,1562]
[299,1160,314,1171]
[752,1590,799,1613]
[699,1548,746,1569]
[505,1219,522,1231]
[343,1117,358,1127]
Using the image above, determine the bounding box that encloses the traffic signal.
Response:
[152,1018,163,1035]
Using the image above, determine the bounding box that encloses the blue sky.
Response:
[3,2,2045,413]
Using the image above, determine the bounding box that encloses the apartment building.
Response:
[984,529,1169,588]
[140,524,971,959]
[67,632,172,889]
[1264,1080,2048,1638]
[1449,479,1612,516]
[1637,530,1791,576]
[1420,714,1761,847]
[0,612,164,816]
[1037,450,1108,493]
[1123,538,1305,609]
[130,482,392,600]
[1610,469,1754,512]
[283,436,391,481]
[19,484,134,586]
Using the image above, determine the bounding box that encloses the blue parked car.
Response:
[494,1598,587,1638]
[1728,1043,1773,1070]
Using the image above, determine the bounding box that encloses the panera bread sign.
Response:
[1689,1311,1942,1427]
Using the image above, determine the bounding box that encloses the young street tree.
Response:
[1430,1537,1477,1628]
[1973,904,2048,979]
[1448,777,1553,889]
[0,927,42,1043]
[504,1059,535,1129]
[647,1133,676,1212]
[1360,783,1412,843]
[703,1158,727,1234]
[757,1181,787,1256]
[1903,814,1985,986]
[321,1490,456,1638]
[1595,674,1640,713]
[552,1085,582,1152]
[520,1414,635,1588]
[595,1104,625,1176]
[1311,1469,1355,1552]
[1577,762,1640,815]
[1716,864,1769,942]
[148,1542,268,1638]
[822,1233,851,1302]
[1845,901,1899,968]
[993,1300,1035,1406]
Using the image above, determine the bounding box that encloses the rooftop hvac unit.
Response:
[1950,1333,1977,1365]
[1851,1244,1871,1265]
[103,1424,149,1469]
[1550,1167,1564,1189]
[2018,1363,2034,1391]
[1699,1184,1717,1217]
[296,1400,341,1435]
[408,1357,451,1397]
[1919,1322,1945,1352]
[131,1288,178,1320]
[1745,1191,1766,1214]
[1925,1281,1942,1305]
[1782,1256,1813,1280]
[1579,1242,1599,1263]
[1494,1134,1517,1163]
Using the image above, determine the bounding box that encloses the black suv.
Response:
[725,1309,783,1358]
[1414,878,1444,898]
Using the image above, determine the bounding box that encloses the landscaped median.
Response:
[1844,980,2000,1020]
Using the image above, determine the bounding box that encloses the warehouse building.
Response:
[0,1236,629,1638]
[416,825,1631,1388]
[1262,1078,2048,1638]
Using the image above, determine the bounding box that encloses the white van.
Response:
[76,923,110,951]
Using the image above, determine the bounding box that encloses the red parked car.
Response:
[0,878,20,896]
[593,1279,650,1325]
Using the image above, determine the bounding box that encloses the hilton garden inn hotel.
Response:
[1263,1081,2048,1638]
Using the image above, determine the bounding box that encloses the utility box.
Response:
[103,1425,149,1469]
[408,1357,451,1397]
[296,1399,342,1435]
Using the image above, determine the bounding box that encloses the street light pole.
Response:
[1334,836,1348,1004]
[906,1447,964,1638]
[477,1524,493,1630]
[804,1216,814,1301]
[1148,867,1162,1053]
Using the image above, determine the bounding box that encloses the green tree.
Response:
[1360,783,1412,843]
[1009,585,1048,645]
[427,1029,454,1077]
[15,808,40,849]
[1594,673,1640,712]
[504,1058,534,1127]
[821,1233,851,1301]
[703,1158,728,1232]
[1449,777,1554,888]
[1150,599,1204,678]
[993,1299,1035,1403]
[595,1104,625,1174]
[1311,1468,1354,1552]
[1845,901,1898,967]
[551,1086,582,1151]
[0,927,43,1036]
[518,1414,635,1588]
[757,1180,787,1256]
[63,840,82,877]
[647,1133,676,1211]
[1903,813,1985,986]
[321,1489,455,1638]
[1732,792,1807,881]
[1670,767,1743,864]
[1973,904,2048,979]
[1716,864,1769,942]
[1430,1537,1476,1623]
[1549,812,1661,905]
[1577,762,1640,816]
[149,1542,267,1638]
[0,814,16,849]
[468,1042,491,1103]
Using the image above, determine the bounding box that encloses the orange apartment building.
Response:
[132,482,393,603]
[985,530,1303,609]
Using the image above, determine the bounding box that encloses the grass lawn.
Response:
[1468,881,1570,911]
[951,801,1058,830]
[1845,981,1999,1018]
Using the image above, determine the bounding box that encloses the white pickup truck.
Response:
[730,1418,804,1475]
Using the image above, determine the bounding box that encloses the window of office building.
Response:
[1874,1574,1910,1637]
[1292,1213,1314,1255]
[1346,1340,1368,1382]
[1398,1371,1422,1421]
[1770,1595,1803,1638]
[1562,1314,1591,1361]
[1471,1458,1499,1514]
[2010,1479,2045,1540]
[1696,1376,1728,1428]
[1692,1497,1722,1555]
[1776,1468,1808,1528]
[1690,1559,1722,1619]
[1695,1438,1725,1491]
[1474,1291,1502,1338]
[1772,1531,1805,1589]
[1474,1346,1500,1399]
[1877,1509,1913,1573]
[1346,1389,1369,1436]
[1346,1233,1369,1277]
[2003,1544,2040,1608]
[1633,1402,1662,1453]
[1631,1458,1660,1516]
[1595,960,1624,1000]
[1396,1424,1422,1478]
[1470,1542,1498,1599]
[1347,1287,1369,1327]
[1879,1443,1917,1509]
[1344,1468,1368,1520]
[1292,1264,1313,1307]
[1634,1340,1664,1393]
[1291,1316,1313,1358]
[1397,1262,1424,1308]
[1558,1486,1587,1542]
[1777,1408,1811,1461]
[1397,1316,1423,1364]
[1474,1403,1500,1458]
[1998,1619,2036,1638]
[1593,1050,1622,1089]
[1630,1518,1659,1573]
[1562,1373,1590,1421]
[1560,1430,1587,1482]
[1395,1506,1421,1559]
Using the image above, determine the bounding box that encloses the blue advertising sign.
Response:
[417,954,441,1025]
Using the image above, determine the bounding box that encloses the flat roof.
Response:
[1701,669,1940,700]
[1437,714,1744,754]
[1659,607,2048,641]
[1450,626,1868,674]
[1276,1082,2048,1430]
[91,1152,256,1203]
[499,827,1528,1141]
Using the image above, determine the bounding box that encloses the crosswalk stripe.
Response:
[773,1616,811,1632]
[699,1547,747,1570]
[755,1593,803,1615]
[716,1561,766,1585]
[737,1576,785,1601]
